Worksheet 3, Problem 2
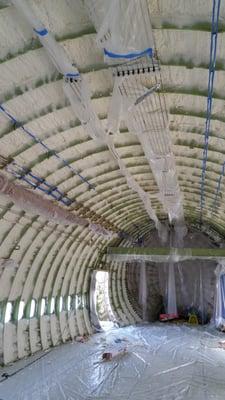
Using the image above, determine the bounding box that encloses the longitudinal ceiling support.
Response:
[107,246,225,263]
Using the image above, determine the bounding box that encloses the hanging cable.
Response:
[200,0,221,222]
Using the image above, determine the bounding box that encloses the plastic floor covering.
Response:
[1,323,225,400]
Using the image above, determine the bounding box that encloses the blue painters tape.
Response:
[34,28,48,37]
[104,47,153,60]
[66,72,80,78]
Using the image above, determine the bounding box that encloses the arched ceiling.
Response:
[0,0,225,363]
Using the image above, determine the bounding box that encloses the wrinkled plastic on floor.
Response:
[1,323,225,400]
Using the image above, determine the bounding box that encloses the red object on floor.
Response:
[159,313,179,321]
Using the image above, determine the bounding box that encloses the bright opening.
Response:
[90,271,114,331]
[18,300,25,320]
[50,297,55,314]
[58,296,63,312]
[40,298,45,316]
[4,302,12,323]
[30,299,36,318]
[67,295,71,311]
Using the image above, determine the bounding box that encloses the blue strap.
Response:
[65,72,80,78]
[104,47,153,60]
[34,28,48,37]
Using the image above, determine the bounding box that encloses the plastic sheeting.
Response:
[1,323,225,399]
[167,261,178,315]
[160,261,215,323]
[84,0,154,64]
[215,262,225,330]
[86,0,186,232]
[139,262,147,320]
[63,78,105,142]
[65,77,165,240]
[10,0,164,237]
[108,71,186,229]
[11,0,79,77]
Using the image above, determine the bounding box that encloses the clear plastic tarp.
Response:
[84,0,154,64]
[63,78,106,142]
[215,261,225,331]
[158,261,215,324]
[1,323,225,399]
[104,136,166,241]
[139,262,147,320]
[108,70,186,228]
[11,0,79,77]
[11,0,166,237]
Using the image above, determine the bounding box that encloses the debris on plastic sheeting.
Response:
[1,324,225,400]
[75,335,89,343]
[102,346,128,361]
[114,337,128,344]
[159,313,179,322]
[218,341,225,349]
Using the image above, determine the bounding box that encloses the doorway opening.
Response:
[90,271,115,331]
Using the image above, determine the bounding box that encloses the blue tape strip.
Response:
[34,28,48,37]
[65,72,80,78]
[103,47,153,60]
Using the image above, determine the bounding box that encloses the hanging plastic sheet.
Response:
[105,137,167,242]
[215,262,225,331]
[108,72,186,229]
[89,271,102,332]
[161,260,212,323]
[167,261,177,315]
[11,0,79,77]
[11,0,166,238]
[63,77,106,142]
[127,259,216,324]
[84,0,154,64]
[139,262,147,320]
